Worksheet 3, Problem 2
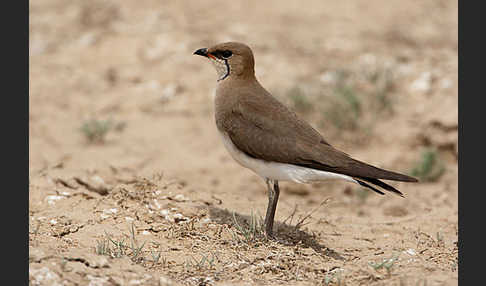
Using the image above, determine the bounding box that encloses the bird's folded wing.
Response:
[224,96,416,182]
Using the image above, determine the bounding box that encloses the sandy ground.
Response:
[29,1,458,285]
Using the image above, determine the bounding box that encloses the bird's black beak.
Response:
[193,48,208,57]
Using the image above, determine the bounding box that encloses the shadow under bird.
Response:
[194,42,418,237]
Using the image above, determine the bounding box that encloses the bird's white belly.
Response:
[219,131,357,184]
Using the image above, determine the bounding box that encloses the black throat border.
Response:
[218,59,230,81]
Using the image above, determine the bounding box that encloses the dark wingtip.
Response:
[355,179,385,195]
[357,177,405,197]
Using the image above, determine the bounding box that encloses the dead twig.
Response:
[294,198,332,230]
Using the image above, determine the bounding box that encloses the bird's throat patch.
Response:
[208,57,230,81]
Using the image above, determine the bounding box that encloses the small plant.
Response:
[410,148,445,182]
[184,253,216,271]
[336,85,362,119]
[149,242,167,267]
[150,250,162,263]
[80,118,113,143]
[365,67,396,115]
[95,237,113,256]
[109,237,126,258]
[436,231,444,247]
[324,268,344,285]
[128,222,146,263]
[286,86,313,113]
[80,118,125,144]
[230,211,266,244]
[369,253,400,276]
[102,231,126,258]
[94,223,147,263]
[283,63,398,140]
[322,83,362,131]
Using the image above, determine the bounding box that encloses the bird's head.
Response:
[194,42,255,81]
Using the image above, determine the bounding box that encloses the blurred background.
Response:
[29,0,457,182]
[29,0,457,285]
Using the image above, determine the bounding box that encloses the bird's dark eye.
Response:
[221,50,232,58]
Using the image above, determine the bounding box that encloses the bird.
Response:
[193,42,418,237]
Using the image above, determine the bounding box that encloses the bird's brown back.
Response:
[215,76,416,182]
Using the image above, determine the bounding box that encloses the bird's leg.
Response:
[264,179,280,237]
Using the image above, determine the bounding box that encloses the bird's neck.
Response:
[216,73,259,90]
